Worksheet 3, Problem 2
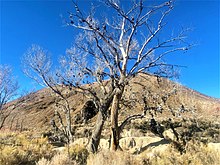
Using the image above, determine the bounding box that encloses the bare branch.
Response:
[0,65,19,129]
[119,113,145,134]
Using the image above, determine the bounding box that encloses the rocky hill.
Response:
[2,74,220,133]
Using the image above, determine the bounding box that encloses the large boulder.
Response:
[119,136,169,151]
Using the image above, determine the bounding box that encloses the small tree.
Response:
[65,0,192,151]
[0,65,19,129]
[22,45,74,142]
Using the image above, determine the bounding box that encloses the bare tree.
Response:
[58,47,117,152]
[22,45,74,142]
[64,0,192,151]
[0,65,19,129]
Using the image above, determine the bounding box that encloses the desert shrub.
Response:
[87,139,219,165]
[66,144,89,165]
[146,140,220,165]
[36,144,88,165]
[87,150,142,165]
[0,131,55,165]
[37,153,78,165]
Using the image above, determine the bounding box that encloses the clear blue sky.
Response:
[0,0,219,98]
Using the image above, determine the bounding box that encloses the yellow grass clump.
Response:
[36,153,74,165]
[87,150,142,165]
[37,144,88,165]
[139,140,220,165]
[87,140,220,165]
[0,131,55,165]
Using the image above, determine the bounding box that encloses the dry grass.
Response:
[65,144,89,165]
[87,140,220,165]
[1,130,219,165]
[36,144,88,165]
[37,153,77,165]
[146,140,220,165]
[0,131,55,165]
[87,150,141,165]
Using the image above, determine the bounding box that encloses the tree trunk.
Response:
[88,110,106,153]
[88,96,114,153]
[66,108,73,143]
[0,112,11,130]
[110,89,123,151]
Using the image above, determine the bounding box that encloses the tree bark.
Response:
[88,110,106,153]
[66,108,73,143]
[110,89,123,151]
[88,95,114,153]
[88,89,114,153]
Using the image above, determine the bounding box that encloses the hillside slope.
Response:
[2,74,220,132]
